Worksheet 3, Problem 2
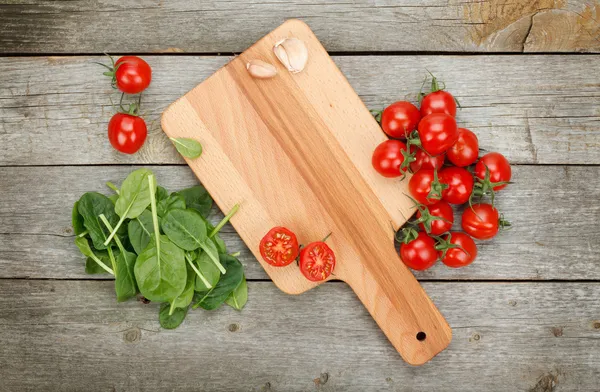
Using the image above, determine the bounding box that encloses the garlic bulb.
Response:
[273,38,308,73]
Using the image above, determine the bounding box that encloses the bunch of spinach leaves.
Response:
[72,168,247,329]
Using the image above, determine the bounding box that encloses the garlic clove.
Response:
[246,60,278,79]
[273,38,308,73]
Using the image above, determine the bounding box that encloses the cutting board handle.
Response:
[338,246,452,365]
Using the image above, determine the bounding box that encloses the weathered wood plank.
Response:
[1,0,598,53]
[0,280,598,391]
[2,55,599,166]
[1,165,599,281]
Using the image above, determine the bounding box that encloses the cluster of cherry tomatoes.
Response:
[259,227,336,282]
[371,74,512,271]
[98,55,152,154]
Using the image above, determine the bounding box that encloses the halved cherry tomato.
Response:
[417,113,458,156]
[462,203,499,240]
[475,152,511,191]
[259,227,299,267]
[108,113,147,154]
[439,166,474,205]
[372,140,409,178]
[408,169,446,205]
[299,241,336,281]
[447,128,479,167]
[439,232,477,268]
[380,101,421,139]
[409,145,445,173]
[400,232,438,271]
[417,200,454,235]
[114,56,152,94]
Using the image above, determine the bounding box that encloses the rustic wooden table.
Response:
[1,1,599,391]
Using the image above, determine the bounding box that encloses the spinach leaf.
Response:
[160,209,207,251]
[175,185,213,217]
[85,252,111,274]
[115,250,138,302]
[134,235,187,303]
[72,201,86,235]
[157,193,186,218]
[193,254,243,310]
[169,264,195,314]
[159,302,188,329]
[77,192,119,250]
[156,186,169,202]
[198,237,224,273]
[128,210,155,254]
[170,137,202,159]
[105,168,156,246]
[202,217,227,254]
[74,237,114,275]
[225,275,248,311]
[193,251,221,291]
[108,194,119,204]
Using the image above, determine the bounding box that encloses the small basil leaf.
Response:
[175,186,213,217]
[128,210,155,255]
[159,302,188,329]
[193,254,243,310]
[161,209,207,251]
[170,137,202,159]
[225,275,248,311]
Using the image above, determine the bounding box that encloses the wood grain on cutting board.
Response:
[162,19,451,364]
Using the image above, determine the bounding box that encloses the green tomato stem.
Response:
[185,253,212,289]
[209,203,240,238]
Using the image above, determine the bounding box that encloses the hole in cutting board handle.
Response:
[416,331,427,341]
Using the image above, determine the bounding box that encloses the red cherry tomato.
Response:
[400,232,438,271]
[475,152,512,191]
[447,128,479,167]
[115,56,152,94]
[409,145,446,173]
[372,140,409,178]
[439,166,474,205]
[408,169,444,205]
[107,113,147,154]
[299,241,336,281]
[380,101,421,139]
[417,200,454,235]
[259,227,300,267]
[462,203,499,240]
[417,113,458,156]
[439,232,478,268]
[420,90,457,117]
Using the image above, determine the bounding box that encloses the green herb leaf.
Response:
[159,302,188,329]
[104,169,156,246]
[160,209,208,251]
[115,250,138,302]
[169,263,195,313]
[193,251,221,291]
[156,186,169,203]
[225,275,248,310]
[74,237,114,275]
[198,236,224,274]
[77,192,120,250]
[170,137,203,159]
[174,185,212,217]
[157,193,186,218]
[128,210,155,255]
[85,251,111,274]
[193,254,243,310]
[134,235,187,303]
[72,201,86,236]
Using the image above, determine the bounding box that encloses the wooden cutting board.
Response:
[161,19,451,365]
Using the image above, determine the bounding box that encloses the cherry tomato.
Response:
[417,200,454,235]
[462,203,499,240]
[439,166,474,205]
[115,56,152,94]
[475,152,511,191]
[380,101,421,139]
[372,140,409,178]
[439,232,477,268]
[408,169,445,205]
[400,232,438,271]
[417,113,458,156]
[107,113,147,154]
[409,145,445,173]
[447,128,479,167]
[259,227,300,267]
[299,241,336,281]
[420,90,457,117]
